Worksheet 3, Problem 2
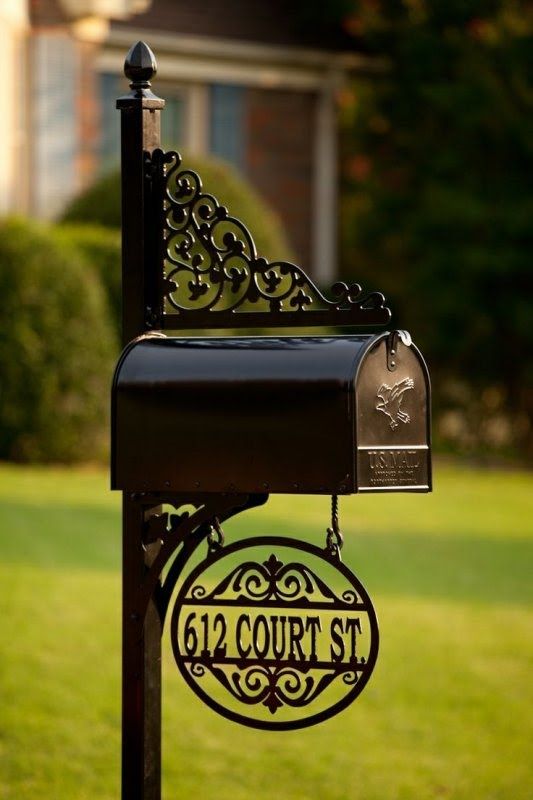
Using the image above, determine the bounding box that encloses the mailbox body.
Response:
[112,333,431,494]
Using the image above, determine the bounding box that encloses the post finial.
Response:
[124,41,157,89]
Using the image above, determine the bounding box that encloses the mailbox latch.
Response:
[386,329,412,372]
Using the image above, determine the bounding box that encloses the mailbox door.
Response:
[355,335,431,492]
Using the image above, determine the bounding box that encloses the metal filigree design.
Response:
[190,553,358,607]
[135,492,267,621]
[153,150,391,329]
[188,662,359,715]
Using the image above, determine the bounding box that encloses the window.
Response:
[209,84,245,170]
[99,72,122,172]
[160,88,186,150]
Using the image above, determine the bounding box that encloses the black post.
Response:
[117,41,164,800]
[121,496,162,800]
[117,40,164,347]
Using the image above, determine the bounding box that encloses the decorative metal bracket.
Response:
[150,149,391,330]
[136,491,268,624]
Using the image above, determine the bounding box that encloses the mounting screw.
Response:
[145,306,159,328]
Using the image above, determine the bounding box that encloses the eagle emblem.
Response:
[376,378,414,430]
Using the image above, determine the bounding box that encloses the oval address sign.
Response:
[170,536,379,730]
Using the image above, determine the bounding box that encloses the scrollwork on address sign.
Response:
[188,662,359,715]
[190,553,358,606]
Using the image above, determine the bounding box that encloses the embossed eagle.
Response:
[376,378,414,430]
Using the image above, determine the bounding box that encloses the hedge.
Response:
[0,217,117,463]
[55,223,121,337]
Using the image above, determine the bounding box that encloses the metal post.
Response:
[117,41,164,800]
[117,40,164,347]
[122,496,162,800]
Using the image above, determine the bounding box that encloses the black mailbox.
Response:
[112,331,430,495]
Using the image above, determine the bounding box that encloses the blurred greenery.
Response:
[0,461,531,799]
[336,1,533,459]
[0,218,117,463]
[55,223,122,339]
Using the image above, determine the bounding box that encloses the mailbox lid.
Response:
[112,335,376,493]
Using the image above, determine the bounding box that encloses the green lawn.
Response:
[0,462,531,799]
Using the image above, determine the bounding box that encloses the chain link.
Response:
[326,495,343,560]
[207,517,225,553]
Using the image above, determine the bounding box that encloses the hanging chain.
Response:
[208,502,343,558]
[207,516,225,554]
[326,495,343,560]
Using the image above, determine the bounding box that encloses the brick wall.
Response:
[246,88,316,270]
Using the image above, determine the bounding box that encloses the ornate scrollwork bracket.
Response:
[150,149,391,330]
[132,492,268,624]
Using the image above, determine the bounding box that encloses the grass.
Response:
[0,461,531,799]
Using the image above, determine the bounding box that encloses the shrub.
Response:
[0,217,118,463]
[55,223,121,337]
[62,169,122,229]
[61,152,294,263]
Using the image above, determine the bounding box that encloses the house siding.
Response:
[18,0,354,281]
[246,87,316,269]
[31,31,77,218]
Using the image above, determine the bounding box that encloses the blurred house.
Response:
[2,0,376,279]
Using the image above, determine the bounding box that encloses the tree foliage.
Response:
[339,1,533,456]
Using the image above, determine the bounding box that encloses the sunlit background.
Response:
[0,2,532,799]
